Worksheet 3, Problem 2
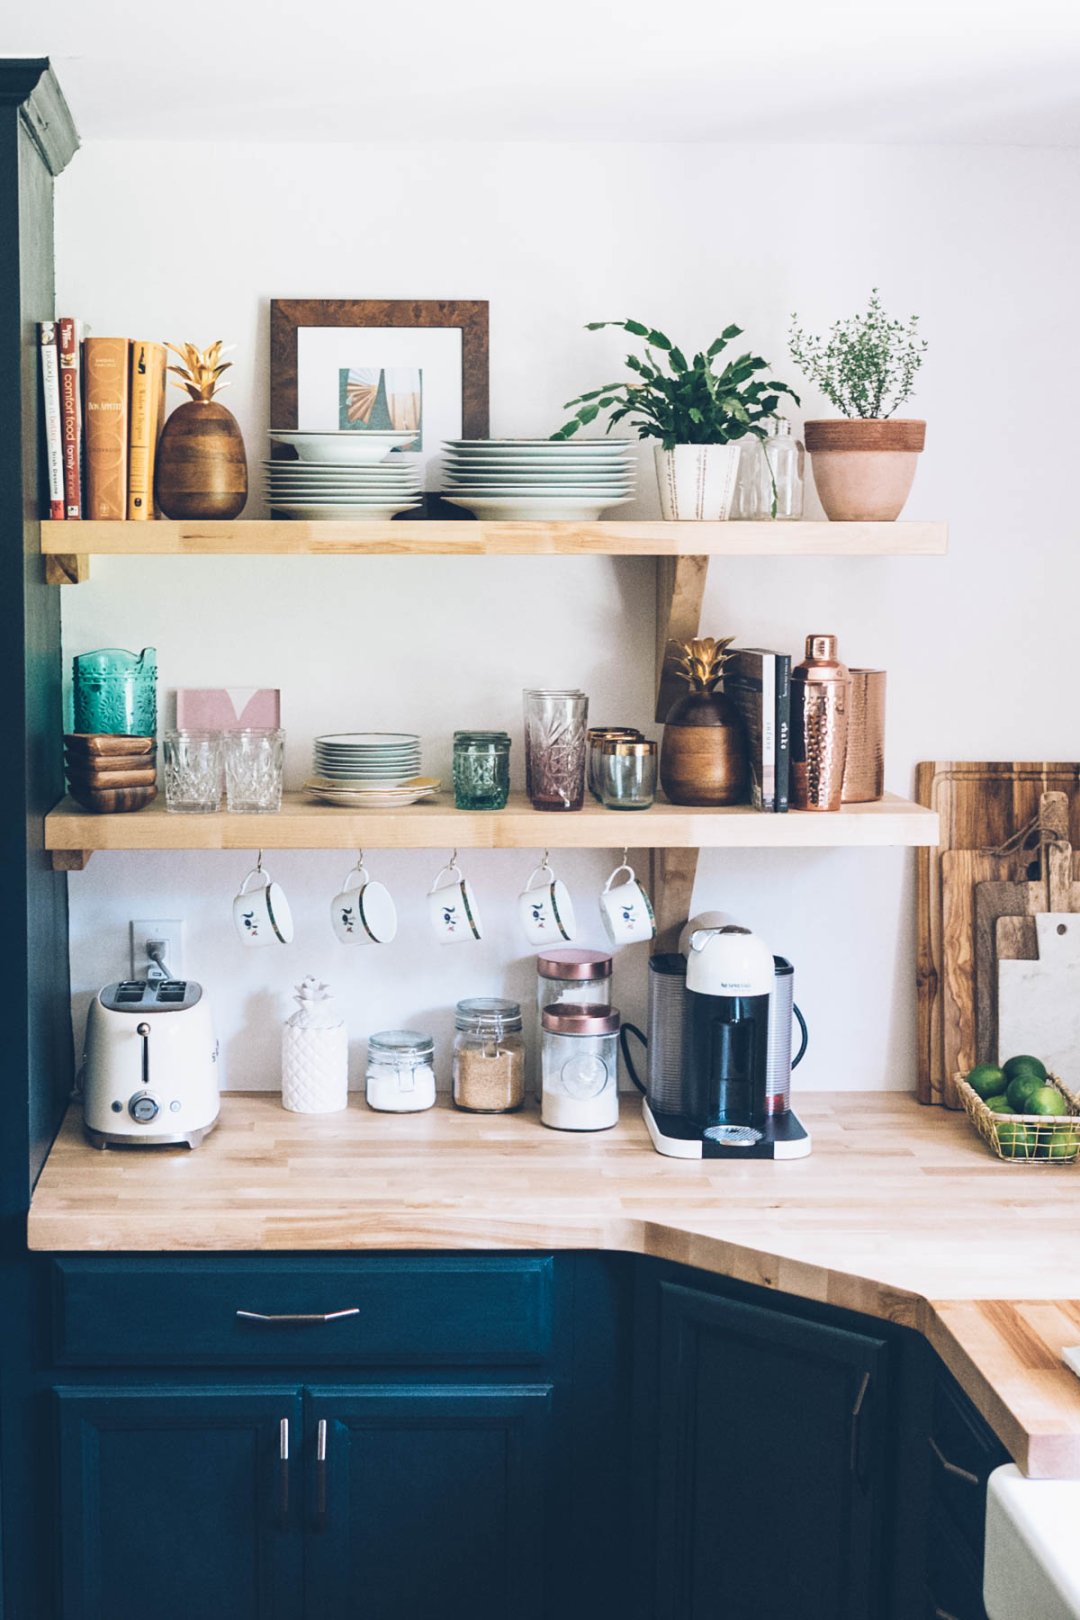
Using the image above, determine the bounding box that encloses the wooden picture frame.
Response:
[269,298,489,438]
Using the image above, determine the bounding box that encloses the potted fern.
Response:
[788,291,927,521]
[554,320,798,520]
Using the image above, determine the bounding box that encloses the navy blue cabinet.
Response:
[305,1384,552,1620]
[56,1387,304,1620]
[651,1280,891,1620]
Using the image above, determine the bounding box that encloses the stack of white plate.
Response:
[441,439,637,520]
[304,733,438,807]
[266,431,422,520]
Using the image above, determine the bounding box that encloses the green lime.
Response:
[985,1094,1013,1113]
[1006,1073,1045,1113]
[966,1062,1007,1100]
[1045,1128,1080,1161]
[996,1120,1037,1160]
[1003,1054,1048,1084]
[1027,1084,1068,1118]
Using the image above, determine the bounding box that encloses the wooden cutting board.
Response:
[940,849,1014,1095]
[916,763,1080,1105]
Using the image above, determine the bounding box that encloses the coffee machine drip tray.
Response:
[643,1100,812,1161]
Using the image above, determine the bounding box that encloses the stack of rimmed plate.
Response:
[441,439,637,520]
[304,733,438,808]
[266,430,422,520]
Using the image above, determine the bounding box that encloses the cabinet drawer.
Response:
[52,1256,555,1367]
[930,1375,1008,1556]
[925,1516,988,1620]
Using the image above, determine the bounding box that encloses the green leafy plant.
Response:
[552,319,798,449]
[788,290,927,419]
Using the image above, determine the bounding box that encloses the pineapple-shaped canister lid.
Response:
[671,636,736,693]
[286,976,343,1031]
[166,340,234,402]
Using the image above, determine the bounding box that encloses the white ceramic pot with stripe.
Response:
[654,443,742,520]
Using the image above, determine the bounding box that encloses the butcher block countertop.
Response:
[28,1091,1080,1479]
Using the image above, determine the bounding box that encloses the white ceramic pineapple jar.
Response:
[281,977,348,1114]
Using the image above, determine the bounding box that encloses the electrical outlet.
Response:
[130,919,185,982]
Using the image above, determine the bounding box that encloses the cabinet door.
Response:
[305,1384,552,1620]
[56,1386,303,1620]
[655,1283,889,1620]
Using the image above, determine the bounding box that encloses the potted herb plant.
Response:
[788,290,927,521]
[554,320,798,520]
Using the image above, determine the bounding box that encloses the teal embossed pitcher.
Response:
[72,647,157,737]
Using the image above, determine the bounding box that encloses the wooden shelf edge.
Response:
[40,517,949,571]
[45,792,940,864]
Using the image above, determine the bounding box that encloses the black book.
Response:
[726,648,792,812]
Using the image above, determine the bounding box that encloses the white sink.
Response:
[985,1464,1080,1619]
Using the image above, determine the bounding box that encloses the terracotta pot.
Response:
[660,690,748,806]
[804,419,925,522]
[654,443,742,520]
[155,399,248,520]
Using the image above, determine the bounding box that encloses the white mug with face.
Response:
[428,858,483,944]
[518,860,577,946]
[233,864,294,947]
[599,862,656,947]
[331,861,398,945]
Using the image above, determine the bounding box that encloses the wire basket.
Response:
[956,1072,1080,1164]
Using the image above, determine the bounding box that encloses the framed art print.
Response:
[270,299,489,496]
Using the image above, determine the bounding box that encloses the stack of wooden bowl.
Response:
[65,734,157,812]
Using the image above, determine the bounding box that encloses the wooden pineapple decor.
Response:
[155,340,248,520]
[659,635,749,806]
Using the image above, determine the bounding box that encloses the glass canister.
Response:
[452,997,525,1113]
[523,688,588,811]
[587,727,643,798]
[365,1030,436,1113]
[541,1003,621,1131]
[72,647,157,737]
[536,947,613,1021]
[599,738,657,809]
[453,731,511,810]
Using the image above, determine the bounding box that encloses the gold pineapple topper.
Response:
[671,636,736,693]
[165,340,234,402]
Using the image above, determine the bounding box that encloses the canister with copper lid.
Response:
[540,1002,621,1131]
[536,947,613,1018]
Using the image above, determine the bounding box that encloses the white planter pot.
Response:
[654,443,742,521]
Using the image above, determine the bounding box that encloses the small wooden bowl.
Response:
[68,782,157,814]
[64,733,155,758]
[67,764,158,791]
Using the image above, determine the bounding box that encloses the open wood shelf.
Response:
[45,791,939,867]
[41,517,948,575]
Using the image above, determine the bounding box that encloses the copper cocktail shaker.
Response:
[791,634,851,811]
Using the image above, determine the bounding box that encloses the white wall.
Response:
[55,140,1080,1094]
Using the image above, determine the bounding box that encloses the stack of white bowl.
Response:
[441,439,637,520]
[266,430,422,520]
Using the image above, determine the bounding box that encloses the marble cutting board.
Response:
[998,911,1080,1079]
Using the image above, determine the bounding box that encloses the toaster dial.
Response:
[128,1091,160,1124]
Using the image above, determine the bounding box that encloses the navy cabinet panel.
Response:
[655,1281,890,1620]
[55,1387,303,1620]
[305,1383,552,1620]
[52,1255,554,1366]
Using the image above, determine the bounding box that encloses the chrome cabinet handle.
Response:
[932,1607,962,1620]
[928,1434,981,1487]
[236,1308,360,1326]
[314,1418,328,1532]
[277,1417,290,1522]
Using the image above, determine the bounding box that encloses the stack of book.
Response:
[725,649,792,812]
[38,323,166,521]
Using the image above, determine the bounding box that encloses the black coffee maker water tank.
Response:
[683,925,776,1137]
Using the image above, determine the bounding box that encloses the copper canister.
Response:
[791,633,851,811]
[841,669,886,803]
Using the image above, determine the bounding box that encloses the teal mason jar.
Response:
[72,647,157,737]
[453,730,511,811]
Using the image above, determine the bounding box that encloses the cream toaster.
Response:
[82,980,219,1149]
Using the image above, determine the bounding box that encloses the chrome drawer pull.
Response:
[277,1417,290,1522]
[933,1607,962,1620]
[928,1434,981,1487]
[315,1418,328,1531]
[236,1308,360,1326]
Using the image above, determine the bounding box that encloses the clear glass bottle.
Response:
[452,997,525,1113]
[761,419,804,521]
[540,1003,621,1131]
[453,731,511,810]
[365,1030,436,1113]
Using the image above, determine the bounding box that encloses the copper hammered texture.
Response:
[793,685,849,811]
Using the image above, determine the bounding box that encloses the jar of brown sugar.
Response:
[452,998,526,1113]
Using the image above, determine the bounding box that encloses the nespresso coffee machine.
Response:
[622,915,810,1160]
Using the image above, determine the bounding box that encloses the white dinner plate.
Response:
[316,733,420,747]
[443,438,636,450]
[272,503,421,520]
[268,431,419,465]
[442,485,633,498]
[443,495,635,520]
